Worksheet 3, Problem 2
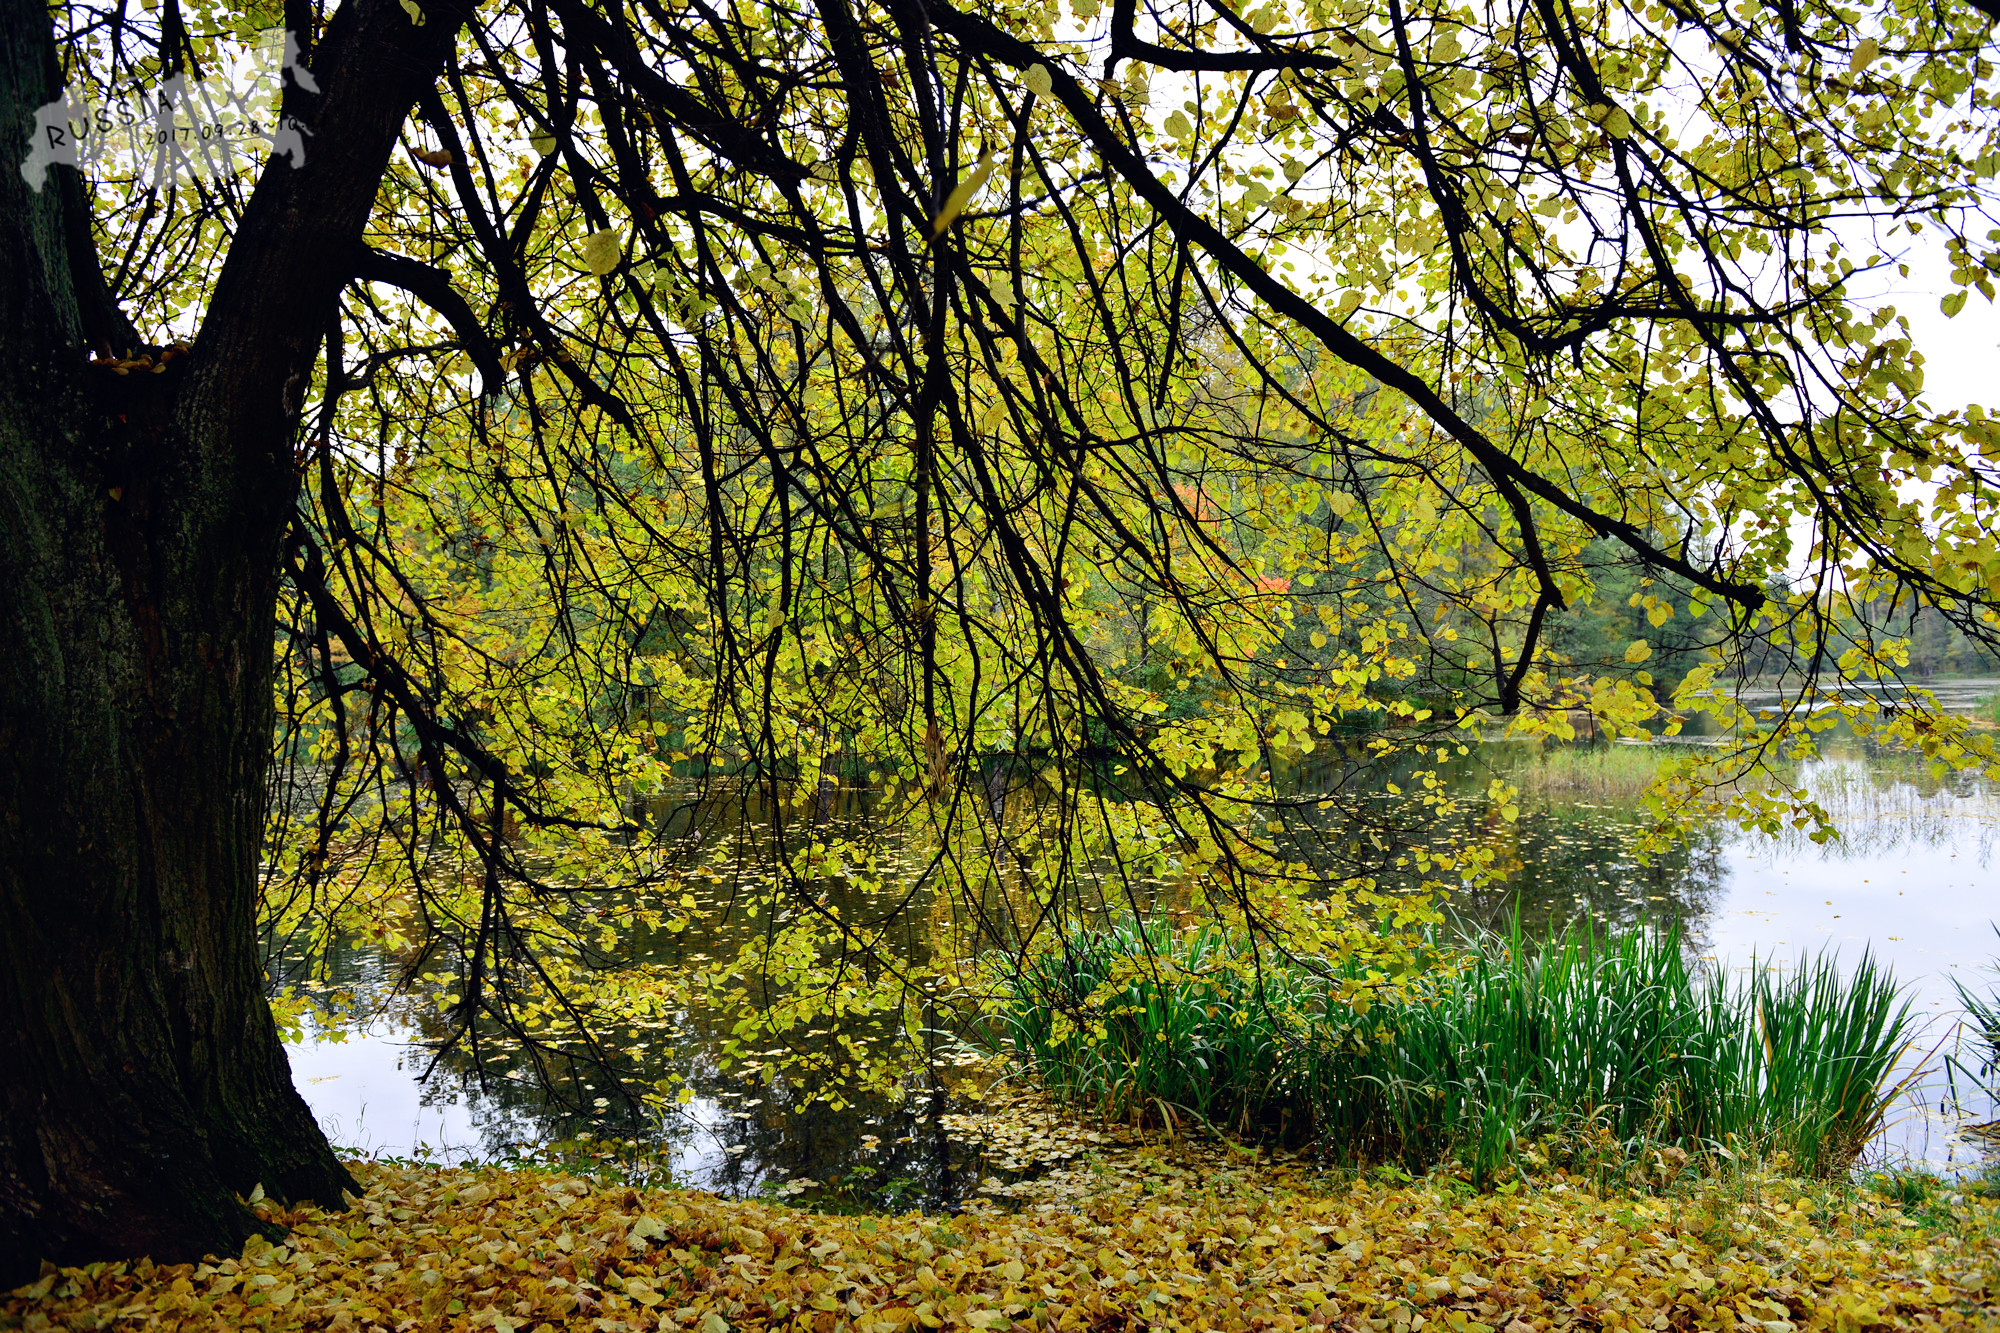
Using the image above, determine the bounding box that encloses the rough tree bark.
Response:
[0,0,465,1282]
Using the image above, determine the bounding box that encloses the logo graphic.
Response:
[21,29,319,191]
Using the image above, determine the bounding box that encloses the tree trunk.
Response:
[0,0,465,1283]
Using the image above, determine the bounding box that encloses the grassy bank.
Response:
[1495,742,1677,803]
[7,1152,1998,1333]
[1001,919,1914,1184]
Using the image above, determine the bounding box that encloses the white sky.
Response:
[1876,232,2000,414]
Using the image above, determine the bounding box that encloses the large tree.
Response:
[7,0,2000,1280]
[0,0,474,1276]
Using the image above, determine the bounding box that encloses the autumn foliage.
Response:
[7,1149,1999,1333]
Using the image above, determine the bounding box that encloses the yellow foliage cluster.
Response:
[7,1158,1997,1333]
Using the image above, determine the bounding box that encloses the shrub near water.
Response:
[1001,918,1915,1182]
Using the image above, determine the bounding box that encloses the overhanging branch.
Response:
[929,1,1769,615]
[352,245,505,395]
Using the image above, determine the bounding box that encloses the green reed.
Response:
[1947,927,2000,1110]
[999,916,1915,1181]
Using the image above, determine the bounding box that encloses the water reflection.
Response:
[283,939,990,1209]
[280,732,2000,1188]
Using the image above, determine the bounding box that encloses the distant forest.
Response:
[1546,542,2000,694]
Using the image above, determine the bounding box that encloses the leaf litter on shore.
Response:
[6,1141,1998,1333]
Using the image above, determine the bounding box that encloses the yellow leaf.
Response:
[933,153,999,237]
[12,1273,55,1301]
[1850,36,1879,74]
[1023,64,1054,98]
[1624,639,1652,663]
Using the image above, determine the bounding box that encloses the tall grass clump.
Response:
[1947,926,2000,1112]
[1000,917,1914,1182]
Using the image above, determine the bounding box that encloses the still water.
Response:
[282,702,2000,1199]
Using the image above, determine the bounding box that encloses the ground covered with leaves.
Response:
[6,1145,1998,1333]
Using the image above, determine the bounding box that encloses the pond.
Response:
[280,692,2000,1203]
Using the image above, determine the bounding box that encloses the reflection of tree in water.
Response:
[277,746,1822,1201]
[1438,811,1729,953]
[405,1014,980,1208]
[299,854,986,1210]
[412,1058,548,1163]
[1760,755,2000,865]
[1284,742,1733,951]
[685,1079,974,1210]
[273,781,1003,1210]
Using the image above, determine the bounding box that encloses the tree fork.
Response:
[0,0,468,1282]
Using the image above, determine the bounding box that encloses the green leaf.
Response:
[580,228,622,275]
